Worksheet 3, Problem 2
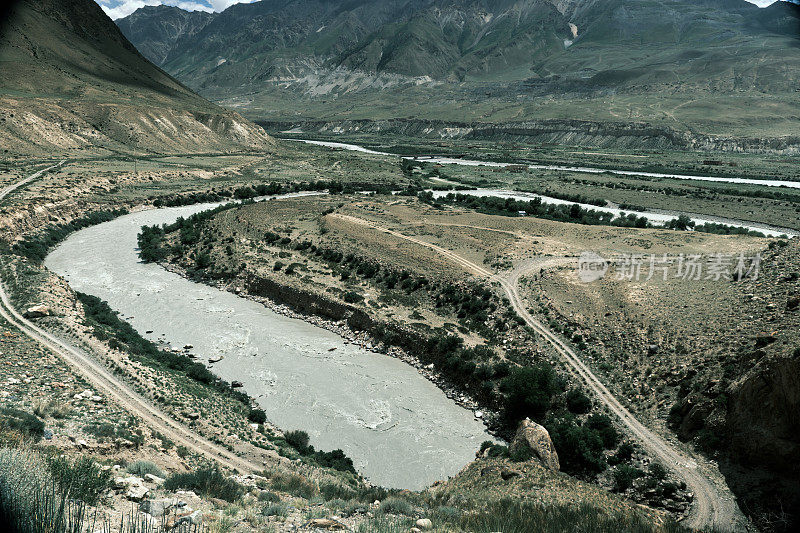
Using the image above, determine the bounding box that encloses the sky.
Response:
[96,0,782,20]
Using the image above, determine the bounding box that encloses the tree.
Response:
[566,388,592,414]
[500,365,562,429]
[666,214,695,231]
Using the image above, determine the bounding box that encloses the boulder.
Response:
[23,305,51,319]
[509,418,560,471]
[144,474,165,485]
[168,510,204,529]
[415,518,433,530]
[139,498,174,518]
[114,475,144,489]
[126,485,149,501]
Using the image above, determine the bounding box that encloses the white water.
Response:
[293,139,798,237]
[44,198,491,490]
[292,139,800,189]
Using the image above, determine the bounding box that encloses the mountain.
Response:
[115,0,800,143]
[115,5,215,65]
[0,0,272,158]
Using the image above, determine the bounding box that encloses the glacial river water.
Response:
[44,199,491,490]
[295,139,799,237]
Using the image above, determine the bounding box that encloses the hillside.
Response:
[0,0,272,158]
[116,0,800,143]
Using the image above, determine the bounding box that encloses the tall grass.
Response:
[163,466,243,502]
[457,499,683,533]
[0,447,85,533]
[0,448,202,533]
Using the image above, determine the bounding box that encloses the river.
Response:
[44,199,491,490]
[293,139,798,237]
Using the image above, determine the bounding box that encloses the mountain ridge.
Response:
[0,0,273,158]
[116,0,800,143]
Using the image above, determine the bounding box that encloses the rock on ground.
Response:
[510,417,560,471]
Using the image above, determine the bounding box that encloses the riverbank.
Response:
[161,262,492,423]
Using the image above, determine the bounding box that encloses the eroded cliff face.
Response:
[259,118,800,154]
[723,355,800,527]
[666,240,800,530]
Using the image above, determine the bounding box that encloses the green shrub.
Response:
[47,455,112,505]
[126,460,165,479]
[320,481,356,501]
[648,463,667,481]
[500,365,562,431]
[378,497,414,516]
[546,415,606,476]
[248,409,267,424]
[164,466,243,502]
[585,414,619,449]
[262,502,289,517]
[269,472,316,499]
[257,490,281,503]
[0,408,44,442]
[343,291,364,304]
[612,464,644,492]
[509,446,535,463]
[284,430,310,453]
[566,389,592,414]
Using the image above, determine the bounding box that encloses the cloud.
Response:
[96,1,252,20]
[745,0,779,6]
[207,0,255,11]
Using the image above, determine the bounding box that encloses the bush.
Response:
[126,460,165,479]
[585,414,619,449]
[47,455,112,505]
[258,490,281,503]
[262,502,289,517]
[284,430,310,453]
[343,291,364,304]
[546,415,607,476]
[378,497,414,516]
[500,365,562,431]
[0,408,44,442]
[320,481,357,501]
[612,464,644,492]
[566,389,592,414]
[32,399,71,420]
[164,466,243,502]
[269,471,316,499]
[248,409,267,425]
[649,462,667,481]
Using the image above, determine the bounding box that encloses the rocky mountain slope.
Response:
[0,0,272,158]
[115,5,214,65]
[116,0,800,142]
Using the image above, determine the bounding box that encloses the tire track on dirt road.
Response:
[332,213,747,532]
[1,164,261,475]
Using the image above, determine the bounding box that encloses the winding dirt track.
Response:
[332,213,748,532]
[0,163,261,475]
[0,164,747,528]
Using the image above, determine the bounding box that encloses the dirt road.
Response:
[0,164,262,475]
[333,213,748,532]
